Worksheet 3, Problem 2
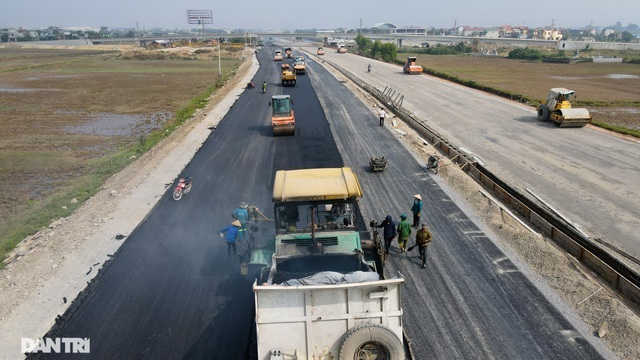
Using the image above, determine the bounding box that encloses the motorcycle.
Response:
[367,65,371,73]
[427,154,441,174]
[172,177,193,201]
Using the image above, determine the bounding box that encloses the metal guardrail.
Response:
[320,57,640,311]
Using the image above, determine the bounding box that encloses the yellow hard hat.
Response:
[232,220,242,227]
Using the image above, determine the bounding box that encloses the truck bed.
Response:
[254,276,404,359]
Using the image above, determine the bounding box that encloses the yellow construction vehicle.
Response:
[269,95,295,136]
[403,57,423,74]
[537,88,592,127]
[293,56,306,74]
[281,64,296,86]
[274,50,283,61]
[317,47,325,55]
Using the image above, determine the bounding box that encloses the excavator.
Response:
[537,88,592,127]
[269,95,295,136]
[403,57,423,74]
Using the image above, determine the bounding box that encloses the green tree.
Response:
[454,41,471,53]
[87,31,100,39]
[621,31,633,42]
[508,47,543,60]
[370,40,382,59]
[355,34,372,55]
[379,42,397,62]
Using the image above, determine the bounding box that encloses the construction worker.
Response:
[232,202,250,240]
[396,214,412,253]
[376,215,397,256]
[219,220,242,257]
[379,107,386,127]
[249,206,269,221]
[413,223,433,268]
[411,194,423,228]
[262,81,267,93]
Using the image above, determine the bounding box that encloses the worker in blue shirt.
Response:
[411,194,423,228]
[220,220,242,257]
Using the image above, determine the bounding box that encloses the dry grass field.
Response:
[0,46,243,263]
[418,54,640,130]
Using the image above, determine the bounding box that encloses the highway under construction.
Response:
[33,48,617,359]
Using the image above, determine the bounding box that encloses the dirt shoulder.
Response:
[310,53,639,360]
[0,48,258,360]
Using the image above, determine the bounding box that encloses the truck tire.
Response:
[339,323,403,360]
[537,105,550,121]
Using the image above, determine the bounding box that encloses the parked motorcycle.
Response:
[172,177,193,201]
[427,154,441,174]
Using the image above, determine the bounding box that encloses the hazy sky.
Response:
[1,0,638,30]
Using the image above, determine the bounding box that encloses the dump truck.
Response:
[269,95,295,136]
[285,47,292,59]
[274,50,283,61]
[317,47,325,55]
[281,63,297,86]
[537,88,592,127]
[293,56,306,74]
[403,57,423,74]
[250,167,405,360]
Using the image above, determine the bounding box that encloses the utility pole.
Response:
[359,18,362,34]
[218,37,222,80]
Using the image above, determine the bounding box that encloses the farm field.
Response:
[0,46,243,263]
[416,54,640,130]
